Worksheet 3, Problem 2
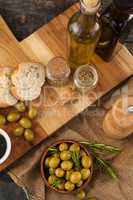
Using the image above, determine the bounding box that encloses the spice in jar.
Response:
[46,57,71,86]
[74,64,98,91]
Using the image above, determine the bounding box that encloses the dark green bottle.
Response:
[96,0,133,62]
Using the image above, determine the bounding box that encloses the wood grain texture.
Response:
[0,3,133,171]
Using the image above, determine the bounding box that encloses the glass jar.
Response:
[46,57,71,87]
[74,64,98,92]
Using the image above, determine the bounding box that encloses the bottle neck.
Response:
[79,11,97,28]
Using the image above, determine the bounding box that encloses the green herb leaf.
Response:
[95,157,118,180]
[71,151,81,170]
[80,141,121,156]
[52,179,62,188]
[48,147,59,155]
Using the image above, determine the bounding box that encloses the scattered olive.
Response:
[69,143,80,152]
[60,150,71,161]
[59,143,68,151]
[81,156,92,169]
[81,168,90,180]
[28,106,37,119]
[61,161,73,171]
[24,129,34,142]
[19,117,32,129]
[15,102,26,112]
[0,114,6,125]
[53,153,60,158]
[49,157,60,168]
[7,112,21,122]
[76,190,86,199]
[65,181,75,191]
[55,168,65,178]
[70,171,81,184]
[48,175,57,185]
[13,126,24,137]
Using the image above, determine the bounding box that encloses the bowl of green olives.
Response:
[41,140,93,193]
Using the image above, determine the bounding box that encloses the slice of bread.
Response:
[11,63,45,101]
[0,67,18,107]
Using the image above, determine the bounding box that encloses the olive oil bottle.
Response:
[67,0,101,70]
[96,0,133,62]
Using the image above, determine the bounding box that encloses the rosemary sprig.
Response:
[48,147,59,155]
[80,141,121,155]
[81,141,120,180]
[52,179,62,189]
[95,157,118,180]
[71,151,81,170]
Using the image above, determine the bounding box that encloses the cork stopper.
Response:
[80,0,101,14]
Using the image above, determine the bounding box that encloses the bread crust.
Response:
[11,62,45,101]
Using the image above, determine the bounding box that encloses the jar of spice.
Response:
[73,64,98,92]
[46,57,71,87]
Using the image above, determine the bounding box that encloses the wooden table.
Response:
[0,1,132,200]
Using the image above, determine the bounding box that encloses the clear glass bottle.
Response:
[67,0,101,71]
[96,0,133,62]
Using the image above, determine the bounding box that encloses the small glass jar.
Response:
[46,57,71,87]
[74,64,98,92]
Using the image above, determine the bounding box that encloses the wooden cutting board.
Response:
[0,3,133,172]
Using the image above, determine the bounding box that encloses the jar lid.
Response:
[46,57,71,81]
[74,64,98,90]
[113,0,133,13]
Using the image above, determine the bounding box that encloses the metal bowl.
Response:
[41,140,93,194]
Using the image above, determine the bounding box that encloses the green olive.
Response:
[19,117,32,129]
[7,112,21,122]
[60,151,71,161]
[81,156,92,169]
[76,190,86,200]
[76,180,83,187]
[80,150,87,157]
[49,167,55,175]
[0,114,6,125]
[24,129,34,142]
[13,126,24,137]
[70,171,81,184]
[49,157,60,168]
[65,181,75,191]
[55,168,65,178]
[81,168,90,180]
[61,161,73,171]
[69,143,80,152]
[58,182,65,190]
[65,170,73,181]
[45,157,51,167]
[28,106,37,119]
[15,101,26,112]
[59,143,68,151]
[48,175,57,185]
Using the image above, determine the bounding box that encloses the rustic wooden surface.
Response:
[0,0,132,199]
[0,3,132,172]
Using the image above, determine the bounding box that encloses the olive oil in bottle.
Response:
[96,0,133,62]
[67,0,101,70]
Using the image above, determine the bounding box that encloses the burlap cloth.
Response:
[7,77,133,200]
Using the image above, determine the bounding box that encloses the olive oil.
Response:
[67,0,101,70]
[96,0,133,62]
[0,134,7,159]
